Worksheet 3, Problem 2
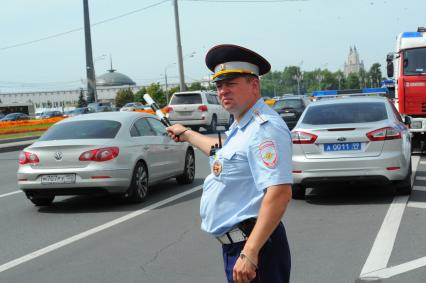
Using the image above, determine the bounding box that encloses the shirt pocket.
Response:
[221,152,249,179]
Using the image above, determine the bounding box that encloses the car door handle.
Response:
[143,146,149,151]
[164,146,169,149]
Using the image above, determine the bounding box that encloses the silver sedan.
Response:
[17,111,195,206]
[291,96,412,199]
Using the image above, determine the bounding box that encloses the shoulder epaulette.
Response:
[253,110,268,125]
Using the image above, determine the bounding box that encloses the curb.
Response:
[0,138,39,153]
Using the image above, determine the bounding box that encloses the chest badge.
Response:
[259,140,278,168]
[212,160,222,176]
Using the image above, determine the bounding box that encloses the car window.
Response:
[206,94,219,105]
[132,118,156,137]
[273,99,303,110]
[146,118,167,135]
[39,120,121,140]
[389,101,404,123]
[170,93,202,104]
[302,102,388,125]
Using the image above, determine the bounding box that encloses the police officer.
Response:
[167,44,293,283]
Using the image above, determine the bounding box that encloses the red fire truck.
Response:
[386,27,426,148]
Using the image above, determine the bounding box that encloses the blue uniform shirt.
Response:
[200,98,293,236]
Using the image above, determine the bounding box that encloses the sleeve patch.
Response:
[259,140,278,168]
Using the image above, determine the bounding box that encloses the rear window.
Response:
[170,93,202,105]
[39,120,121,140]
[273,99,303,110]
[302,102,388,125]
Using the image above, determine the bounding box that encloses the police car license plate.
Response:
[41,174,76,184]
[324,142,361,152]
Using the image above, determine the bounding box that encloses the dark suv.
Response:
[273,96,310,129]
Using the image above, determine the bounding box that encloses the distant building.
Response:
[343,45,365,76]
[0,68,141,111]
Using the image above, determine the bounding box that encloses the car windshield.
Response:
[39,120,121,140]
[273,99,303,110]
[403,47,426,75]
[302,102,388,125]
[170,93,202,104]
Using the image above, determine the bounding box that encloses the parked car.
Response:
[87,102,113,112]
[273,95,310,130]
[291,96,412,199]
[120,102,146,112]
[40,110,63,119]
[67,107,94,117]
[0,113,4,119]
[17,111,195,206]
[1,112,30,121]
[166,90,232,132]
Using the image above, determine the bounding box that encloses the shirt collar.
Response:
[235,98,264,130]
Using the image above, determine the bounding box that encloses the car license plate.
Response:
[324,142,361,151]
[281,113,295,117]
[178,111,192,116]
[41,174,76,184]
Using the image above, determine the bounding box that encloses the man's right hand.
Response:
[166,124,190,142]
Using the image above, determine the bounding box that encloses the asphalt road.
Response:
[1,148,426,282]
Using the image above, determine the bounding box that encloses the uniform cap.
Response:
[205,44,271,82]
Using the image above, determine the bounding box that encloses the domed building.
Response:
[96,68,136,87]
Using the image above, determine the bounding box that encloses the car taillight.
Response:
[164,106,173,113]
[19,151,40,165]
[198,105,208,112]
[79,147,119,162]
[366,127,402,141]
[291,131,318,144]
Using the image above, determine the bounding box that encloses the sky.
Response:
[0,0,425,93]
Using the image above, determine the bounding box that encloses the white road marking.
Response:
[359,195,409,276]
[0,190,22,198]
[0,185,203,273]
[359,156,419,278]
[415,176,426,181]
[413,185,426,192]
[407,201,426,209]
[360,256,426,279]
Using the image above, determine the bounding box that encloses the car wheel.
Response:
[27,194,55,206]
[190,126,200,132]
[225,115,234,130]
[127,161,149,203]
[292,184,306,200]
[394,161,412,195]
[176,149,195,184]
[208,115,217,133]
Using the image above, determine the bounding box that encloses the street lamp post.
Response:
[293,72,303,95]
[316,74,324,90]
[336,74,342,90]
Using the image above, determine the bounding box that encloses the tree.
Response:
[146,83,166,106]
[77,88,87,107]
[369,63,382,88]
[134,87,147,103]
[346,73,360,89]
[115,88,134,108]
[188,82,205,91]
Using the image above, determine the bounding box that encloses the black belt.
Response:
[216,218,257,245]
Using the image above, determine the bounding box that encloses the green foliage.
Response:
[134,87,147,103]
[115,88,135,108]
[257,62,383,95]
[146,83,166,106]
[77,88,87,107]
[346,73,360,89]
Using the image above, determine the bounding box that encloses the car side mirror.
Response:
[404,115,412,126]
[386,53,394,78]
